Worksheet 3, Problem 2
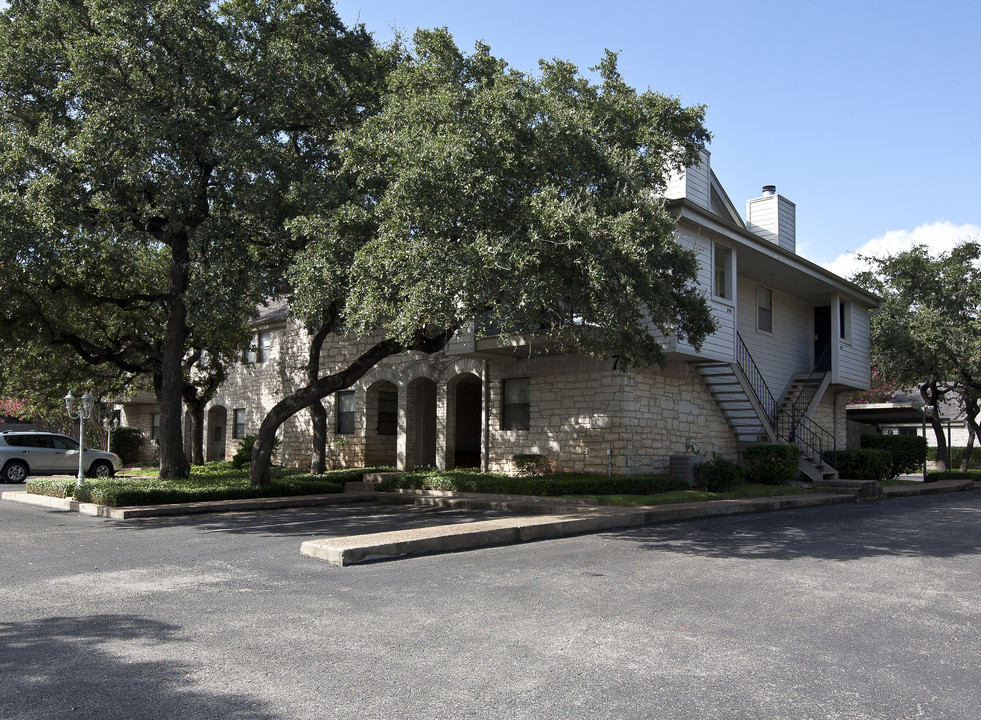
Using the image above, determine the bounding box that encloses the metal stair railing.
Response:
[736,334,837,469]
[735,333,778,425]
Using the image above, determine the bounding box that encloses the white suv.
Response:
[0,432,122,483]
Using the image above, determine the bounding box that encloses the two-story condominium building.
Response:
[120,151,879,481]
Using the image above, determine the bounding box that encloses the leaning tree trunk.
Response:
[249,331,453,486]
[962,396,979,472]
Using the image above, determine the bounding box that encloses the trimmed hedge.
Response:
[376,469,687,496]
[823,449,890,481]
[926,446,981,469]
[742,444,800,485]
[24,464,393,507]
[861,434,926,478]
[109,427,144,464]
[698,454,744,491]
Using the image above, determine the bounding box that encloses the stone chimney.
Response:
[746,185,796,254]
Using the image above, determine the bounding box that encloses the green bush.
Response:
[861,434,926,478]
[109,426,144,464]
[376,469,687,496]
[231,434,280,468]
[742,444,800,485]
[925,446,981,469]
[824,449,890,481]
[698,454,744,492]
[512,453,551,476]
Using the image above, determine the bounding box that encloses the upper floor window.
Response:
[246,330,273,363]
[714,244,733,300]
[839,301,851,341]
[757,286,773,333]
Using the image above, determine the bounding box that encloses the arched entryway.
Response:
[206,406,228,462]
[449,374,482,469]
[407,378,437,469]
[364,381,398,467]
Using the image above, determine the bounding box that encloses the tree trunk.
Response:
[307,321,333,475]
[188,401,205,465]
[309,401,327,475]
[249,331,453,485]
[962,396,979,472]
[920,381,948,473]
[158,243,191,479]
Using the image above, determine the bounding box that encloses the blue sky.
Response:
[333,0,980,277]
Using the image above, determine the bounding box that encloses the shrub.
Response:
[824,449,890,481]
[109,426,144,464]
[231,434,280,468]
[861,434,926,478]
[742,444,800,485]
[926,446,981,469]
[512,453,550,476]
[376,470,687,496]
[698,454,744,492]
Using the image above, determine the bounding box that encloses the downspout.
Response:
[482,360,490,473]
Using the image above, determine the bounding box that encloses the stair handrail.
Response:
[735,333,778,424]
[783,412,837,470]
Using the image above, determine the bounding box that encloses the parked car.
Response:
[0,432,122,483]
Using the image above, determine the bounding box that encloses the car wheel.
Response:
[88,460,115,479]
[2,461,29,483]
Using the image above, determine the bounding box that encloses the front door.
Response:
[814,306,832,372]
[210,425,226,462]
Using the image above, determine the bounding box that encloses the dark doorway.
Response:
[412,379,437,468]
[814,306,832,372]
[453,376,483,469]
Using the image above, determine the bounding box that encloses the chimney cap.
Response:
[762,185,776,196]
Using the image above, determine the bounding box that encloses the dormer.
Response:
[746,185,796,254]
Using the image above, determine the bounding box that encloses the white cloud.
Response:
[825,221,981,280]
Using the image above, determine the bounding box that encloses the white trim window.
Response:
[502,378,530,431]
[336,391,355,435]
[714,243,734,301]
[757,286,773,333]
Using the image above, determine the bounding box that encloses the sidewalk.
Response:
[4,478,974,566]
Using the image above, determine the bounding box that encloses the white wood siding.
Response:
[662,151,711,210]
[671,231,735,361]
[736,280,812,397]
[746,194,796,253]
[834,301,872,389]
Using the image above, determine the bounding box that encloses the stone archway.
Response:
[364,380,398,467]
[406,377,437,469]
[448,373,482,469]
[206,406,228,462]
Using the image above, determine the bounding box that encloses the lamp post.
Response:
[65,391,96,488]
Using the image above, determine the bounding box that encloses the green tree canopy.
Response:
[0,0,384,476]
[855,241,981,470]
[249,29,715,484]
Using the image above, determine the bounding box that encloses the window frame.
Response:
[336,391,356,435]
[501,377,531,431]
[839,301,851,342]
[757,285,773,334]
[713,243,734,302]
[232,408,246,440]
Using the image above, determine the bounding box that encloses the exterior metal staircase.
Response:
[696,334,838,483]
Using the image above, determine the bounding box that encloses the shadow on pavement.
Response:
[604,493,981,562]
[114,503,524,539]
[0,615,276,720]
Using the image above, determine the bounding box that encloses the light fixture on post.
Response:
[65,391,96,488]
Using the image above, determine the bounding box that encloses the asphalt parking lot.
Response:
[2,490,979,719]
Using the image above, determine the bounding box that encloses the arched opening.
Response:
[206,406,228,462]
[451,374,483,469]
[408,378,437,469]
[364,381,398,467]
